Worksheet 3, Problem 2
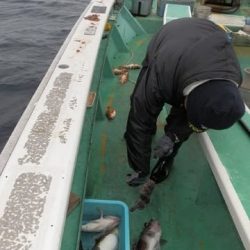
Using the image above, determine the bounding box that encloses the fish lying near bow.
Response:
[130,179,156,212]
[113,64,141,75]
[112,63,141,84]
[81,209,120,233]
[133,219,163,250]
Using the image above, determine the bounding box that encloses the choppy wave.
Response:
[0,0,89,151]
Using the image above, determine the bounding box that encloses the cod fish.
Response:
[133,219,162,250]
[93,228,119,250]
[81,210,120,233]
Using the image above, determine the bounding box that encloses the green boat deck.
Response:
[62,2,250,250]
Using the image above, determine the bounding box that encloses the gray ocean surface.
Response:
[0,0,89,152]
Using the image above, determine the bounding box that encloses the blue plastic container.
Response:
[81,199,130,250]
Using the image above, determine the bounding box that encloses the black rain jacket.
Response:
[125,17,242,175]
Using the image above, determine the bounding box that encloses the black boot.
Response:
[126,171,148,186]
[150,158,173,184]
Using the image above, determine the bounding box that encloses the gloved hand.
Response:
[153,135,174,159]
[150,158,174,183]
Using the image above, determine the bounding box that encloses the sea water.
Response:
[0,0,89,152]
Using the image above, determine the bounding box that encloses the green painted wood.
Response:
[116,6,146,42]
[108,25,129,60]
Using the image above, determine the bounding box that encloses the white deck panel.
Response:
[0,0,114,249]
[198,109,250,250]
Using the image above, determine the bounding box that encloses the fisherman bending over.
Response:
[125,17,245,186]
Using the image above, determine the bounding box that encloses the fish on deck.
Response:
[130,179,156,212]
[133,219,163,250]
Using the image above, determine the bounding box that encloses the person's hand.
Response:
[153,135,174,159]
